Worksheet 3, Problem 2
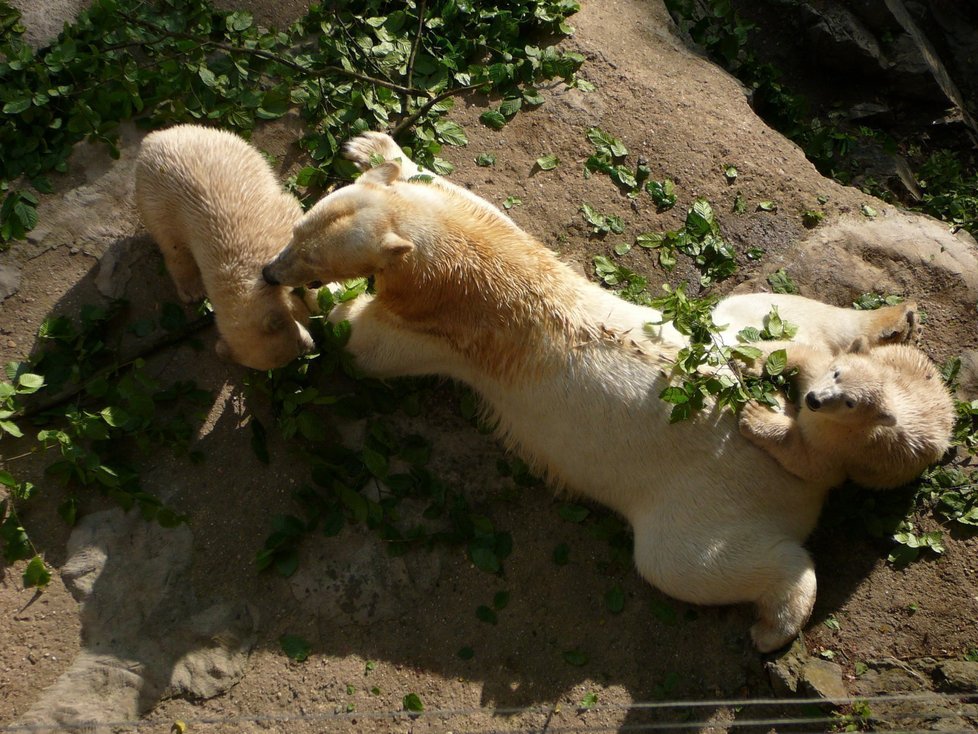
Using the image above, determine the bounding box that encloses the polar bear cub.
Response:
[738,337,954,489]
[134,124,314,370]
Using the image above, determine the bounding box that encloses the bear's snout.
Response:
[262,264,280,286]
[805,392,821,411]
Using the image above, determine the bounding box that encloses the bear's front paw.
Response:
[876,301,918,345]
[739,401,773,434]
[342,132,408,172]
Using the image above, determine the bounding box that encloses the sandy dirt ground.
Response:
[2,1,978,732]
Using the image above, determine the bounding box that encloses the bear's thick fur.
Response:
[738,338,954,489]
[263,132,923,651]
[134,124,313,370]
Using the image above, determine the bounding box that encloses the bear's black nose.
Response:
[805,393,821,411]
[262,265,280,286]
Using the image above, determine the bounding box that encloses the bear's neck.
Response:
[372,212,596,383]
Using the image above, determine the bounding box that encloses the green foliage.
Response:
[0,302,209,572]
[801,209,824,228]
[635,199,737,286]
[649,289,797,422]
[915,150,978,235]
[535,153,559,171]
[580,203,624,235]
[592,255,652,305]
[584,126,673,206]
[852,292,903,311]
[766,268,798,294]
[0,0,585,244]
[279,633,311,662]
[562,649,588,667]
[402,692,424,713]
[666,0,978,238]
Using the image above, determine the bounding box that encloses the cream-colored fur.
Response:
[262,133,922,651]
[738,338,954,489]
[134,124,314,370]
[712,293,917,353]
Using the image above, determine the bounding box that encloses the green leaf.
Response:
[479,110,507,129]
[280,633,311,662]
[476,605,498,624]
[605,585,625,613]
[733,192,747,214]
[435,120,468,146]
[723,164,738,182]
[765,349,788,376]
[580,692,598,709]
[499,97,522,117]
[552,543,570,565]
[493,590,510,610]
[23,555,50,588]
[861,204,878,218]
[475,153,496,167]
[562,649,589,667]
[766,268,798,295]
[469,545,500,573]
[403,693,424,713]
[16,373,43,392]
[1,420,24,437]
[757,200,777,212]
[535,154,559,171]
[2,97,31,115]
[558,503,590,523]
[362,446,389,478]
[649,598,678,625]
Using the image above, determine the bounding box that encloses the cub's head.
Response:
[262,161,414,289]
[215,287,315,371]
[803,337,896,427]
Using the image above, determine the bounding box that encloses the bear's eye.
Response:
[833,370,841,379]
[845,399,855,408]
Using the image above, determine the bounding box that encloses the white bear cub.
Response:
[134,124,313,370]
[738,337,954,489]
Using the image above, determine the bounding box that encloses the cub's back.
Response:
[134,125,300,259]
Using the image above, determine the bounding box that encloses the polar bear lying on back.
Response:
[135,124,314,370]
[262,132,921,651]
[737,336,953,489]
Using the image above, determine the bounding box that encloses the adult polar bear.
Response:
[263,133,915,651]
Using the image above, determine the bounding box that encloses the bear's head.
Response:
[215,287,315,370]
[262,161,414,289]
[803,337,897,427]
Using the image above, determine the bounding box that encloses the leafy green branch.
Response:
[0,0,586,245]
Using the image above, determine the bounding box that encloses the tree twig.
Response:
[390,82,483,138]
[406,0,427,90]
[118,11,423,96]
[14,313,215,421]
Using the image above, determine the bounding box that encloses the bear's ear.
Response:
[380,232,414,264]
[262,310,289,334]
[359,160,401,186]
[847,336,870,354]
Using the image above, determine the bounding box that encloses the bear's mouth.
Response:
[307,280,324,289]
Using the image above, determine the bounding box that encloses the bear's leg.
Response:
[868,301,917,345]
[632,523,816,652]
[328,296,467,379]
[749,540,818,652]
[155,235,205,303]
